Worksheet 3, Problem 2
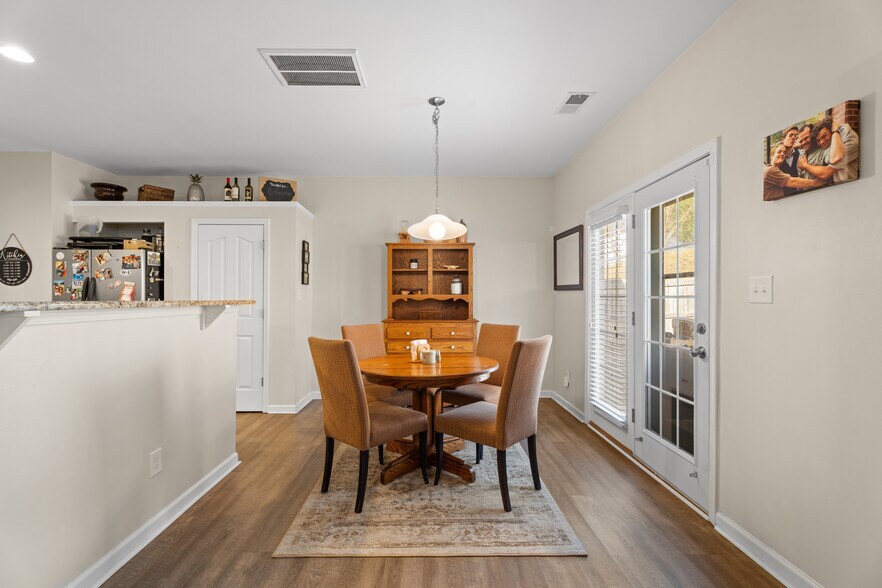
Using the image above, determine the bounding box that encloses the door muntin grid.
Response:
[644,191,695,457]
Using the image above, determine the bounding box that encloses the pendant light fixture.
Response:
[407,97,467,242]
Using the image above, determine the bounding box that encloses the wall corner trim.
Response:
[714,513,822,588]
[268,391,321,415]
[66,453,240,588]
[540,390,585,422]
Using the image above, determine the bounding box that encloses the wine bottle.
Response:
[244,178,253,201]
[224,177,232,201]
[232,177,240,201]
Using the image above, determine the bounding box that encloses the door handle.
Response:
[689,346,707,359]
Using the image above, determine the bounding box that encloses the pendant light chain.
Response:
[433,106,440,214]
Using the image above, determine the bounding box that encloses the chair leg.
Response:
[419,431,429,484]
[476,443,483,464]
[497,449,512,512]
[527,434,541,490]
[433,432,444,485]
[321,437,334,493]
[355,449,370,513]
[378,444,384,465]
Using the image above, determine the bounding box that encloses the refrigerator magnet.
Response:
[73,261,88,275]
[119,281,135,301]
[108,279,121,289]
[95,251,111,266]
[55,261,67,277]
[53,280,64,296]
[120,269,132,276]
[72,250,88,262]
[147,252,161,266]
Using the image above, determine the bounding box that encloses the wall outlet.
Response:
[563,370,571,388]
[149,448,162,478]
[748,275,773,304]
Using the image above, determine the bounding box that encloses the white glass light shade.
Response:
[407,214,467,241]
[0,46,35,63]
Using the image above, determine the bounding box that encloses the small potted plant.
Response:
[187,174,205,201]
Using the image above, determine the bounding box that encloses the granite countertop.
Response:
[0,300,255,312]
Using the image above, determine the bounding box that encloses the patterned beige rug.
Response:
[273,442,586,557]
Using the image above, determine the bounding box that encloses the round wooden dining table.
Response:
[359,354,498,485]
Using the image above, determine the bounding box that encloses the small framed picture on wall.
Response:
[301,240,310,285]
[301,271,309,285]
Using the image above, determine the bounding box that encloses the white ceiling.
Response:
[0,0,734,177]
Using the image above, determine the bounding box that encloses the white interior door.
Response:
[196,223,265,412]
[634,158,710,511]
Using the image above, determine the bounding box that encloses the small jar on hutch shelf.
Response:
[409,258,419,269]
[450,276,463,294]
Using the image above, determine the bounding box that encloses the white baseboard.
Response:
[267,391,321,414]
[540,389,585,422]
[715,514,821,588]
[67,452,240,588]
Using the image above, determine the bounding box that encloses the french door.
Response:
[633,158,710,510]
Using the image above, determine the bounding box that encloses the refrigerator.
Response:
[52,248,161,301]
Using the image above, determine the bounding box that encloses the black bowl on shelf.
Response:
[90,182,127,201]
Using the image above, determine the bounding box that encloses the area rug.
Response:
[273,443,586,557]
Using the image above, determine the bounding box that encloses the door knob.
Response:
[689,346,707,359]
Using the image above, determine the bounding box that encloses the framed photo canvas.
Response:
[762,100,860,201]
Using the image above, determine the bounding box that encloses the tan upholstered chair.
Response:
[434,336,552,512]
[342,323,411,463]
[309,337,429,513]
[442,323,520,463]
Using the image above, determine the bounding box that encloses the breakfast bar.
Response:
[0,300,252,587]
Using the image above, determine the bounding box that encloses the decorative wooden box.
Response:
[137,184,175,201]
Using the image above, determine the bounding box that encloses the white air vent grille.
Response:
[556,91,596,114]
[259,49,365,87]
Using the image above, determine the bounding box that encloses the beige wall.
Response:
[0,308,237,587]
[295,176,556,389]
[0,152,52,302]
[552,0,881,585]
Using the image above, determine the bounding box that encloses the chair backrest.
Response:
[495,335,553,448]
[308,337,371,450]
[341,324,387,360]
[476,323,521,387]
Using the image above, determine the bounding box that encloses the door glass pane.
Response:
[650,206,661,250]
[663,200,677,247]
[662,345,677,394]
[661,392,677,444]
[648,343,660,388]
[676,298,694,346]
[650,299,661,342]
[678,348,694,400]
[677,193,695,244]
[678,400,694,455]
[646,386,660,434]
[677,245,694,297]
[649,252,661,296]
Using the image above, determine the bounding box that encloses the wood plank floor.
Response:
[105,400,779,587]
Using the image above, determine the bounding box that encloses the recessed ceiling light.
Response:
[0,46,35,63]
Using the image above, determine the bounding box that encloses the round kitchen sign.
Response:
[0,234,33,286]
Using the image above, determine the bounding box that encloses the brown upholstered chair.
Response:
[433,336,552,512]
[342,323,411,463]
[442,323,520,464]
[308,337,429,513]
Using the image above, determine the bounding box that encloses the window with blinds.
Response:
[588,215,628,425]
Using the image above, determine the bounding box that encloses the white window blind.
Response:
[588,215,628,424]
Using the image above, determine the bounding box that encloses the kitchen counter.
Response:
[0,299,254,312]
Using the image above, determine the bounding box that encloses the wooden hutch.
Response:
[384,242,477,354]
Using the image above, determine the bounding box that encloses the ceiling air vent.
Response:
[259,49,365,87]
[555,92,596,114]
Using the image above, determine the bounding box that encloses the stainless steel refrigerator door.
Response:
[52,248,90,301]
[95,250,147,301]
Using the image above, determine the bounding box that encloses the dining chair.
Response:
[433,335,552,512]
[342,323,412,464]
[442,323,520,464]
[308,337,429,513]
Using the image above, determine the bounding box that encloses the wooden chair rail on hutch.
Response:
[384,242,477,354]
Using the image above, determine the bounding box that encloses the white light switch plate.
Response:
[749,275,773,304]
